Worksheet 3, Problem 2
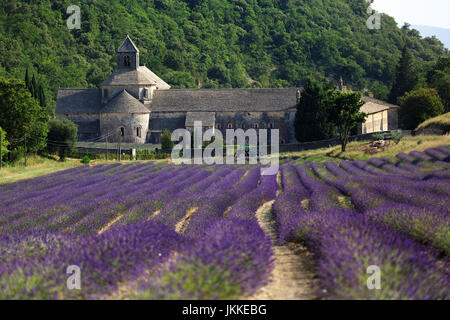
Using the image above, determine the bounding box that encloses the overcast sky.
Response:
[371,0,450,29]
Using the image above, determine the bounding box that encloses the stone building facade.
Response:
[56,36,398,144]
[359,96,399,134]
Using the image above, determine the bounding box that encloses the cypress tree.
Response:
[39,85,46,109]
[25,68,30,91]
[31,74,37,98]
[294,78,335,142]
[37,84,43,107]
[388,47,418,104]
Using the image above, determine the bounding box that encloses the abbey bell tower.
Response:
[117,35,139,69]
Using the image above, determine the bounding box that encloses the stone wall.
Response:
[56,113,100,141]
[215,111,296,143]
[100,113,149,144]
[388,108,398,130]
[361,110,387,133]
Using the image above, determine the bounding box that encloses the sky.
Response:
[371,0,450,29]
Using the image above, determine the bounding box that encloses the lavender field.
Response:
[0,147,449,300]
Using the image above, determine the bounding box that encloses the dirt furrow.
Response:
[250,200,319,300]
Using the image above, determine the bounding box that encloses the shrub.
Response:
[0,126,9,160]
[70,151,101,160]
[161,129,174,151]
[136,149,170,160]
[46,119,78,160]
[371,133,385,141]
[398,88,445,130]
[390,131,404,144]
[81,156,90,164]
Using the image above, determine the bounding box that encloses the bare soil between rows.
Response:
[249,201,320,300]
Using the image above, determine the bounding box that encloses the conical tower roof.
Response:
[117,35,139,53]
[101,90,149,114]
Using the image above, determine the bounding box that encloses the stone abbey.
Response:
[56,36,398,144]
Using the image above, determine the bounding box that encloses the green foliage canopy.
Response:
[0,77,48,153]
[294,78,336,142]
[46,118,78,160]
[388,48,418,104]
[161,129,174,150]
[398,88,445,130]
[328,90,367,152]
[0,126,9,157]
[427,57,450,113]
[0,0,448,115]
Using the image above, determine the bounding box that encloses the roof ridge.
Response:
[362,96,399,108]
[58,88,100,90]
[117,35,139,53]
[101,89,149,114]
[156,87,301,92]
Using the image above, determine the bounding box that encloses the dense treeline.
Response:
[0,0,448,114]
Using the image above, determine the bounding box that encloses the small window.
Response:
[124,55,130,67]
[119,127,125,137]
[280,139,286,145]
[268,122,274,129]
[241,123,246,129]
[136,127,142,138]
[216,123,221,129]
[253,123,259,129]
[227,123,233,129]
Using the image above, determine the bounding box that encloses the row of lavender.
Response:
[0,163,278,299]
[273,147,449,299]
[0,163,199,298]
[1,146,448,299]
[128,166,278,299]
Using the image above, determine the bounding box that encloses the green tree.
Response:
[388,47,418,104]
[31,74,37,99]
[328,91,367,152]
[294,78,335,142]
[24,68,30,92]
[0,126,9,159]
[427,57,450,112]
[0,0,447,104]
[46,119,78,160]
[0,78,48,153]
[161,129,174,150]
[398,88,444,130]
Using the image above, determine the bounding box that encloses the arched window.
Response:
[241,123,246,129]
[253,123,259,129]
[215,123,221,129]
[268,122,274,129]
[136,127,142,138]
[227,123,233,129]
[280,139,286,145]
[124,55,130,67]
[119,127,125,137]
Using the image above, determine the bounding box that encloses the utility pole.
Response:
[24,133,27,168]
